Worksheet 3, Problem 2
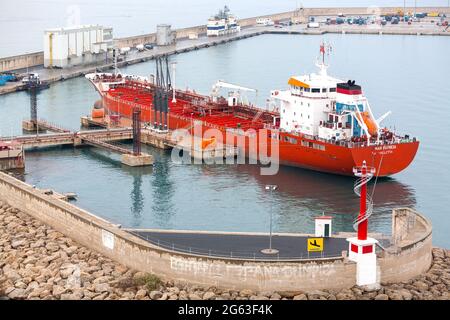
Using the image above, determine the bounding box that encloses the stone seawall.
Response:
[0,172,435,293]
[0,52,44,73]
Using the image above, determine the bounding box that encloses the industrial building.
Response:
[44,25,113,68]
[156,24,176,46]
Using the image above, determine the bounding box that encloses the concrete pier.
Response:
[121,153,154,166]
[21,120,46,133]
[22,119,70,133]
[3,118,237,165]
[0,142,25,170]
[80,116,108,128]
[1,6,449,96]
[0,171,434,292]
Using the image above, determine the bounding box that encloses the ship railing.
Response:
[127,230,344,261]
[268,127,417,149]
[105,94,418,148]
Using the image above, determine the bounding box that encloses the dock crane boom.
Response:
[211,80,258,106]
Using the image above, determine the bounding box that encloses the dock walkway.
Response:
[0,127,133,153]
[127,229,349,261]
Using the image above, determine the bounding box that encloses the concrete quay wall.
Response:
[379,208,433,283]
[4,6,449,73]
[115,6,450,47]
[0,171,433,291]
[0,52,44,73]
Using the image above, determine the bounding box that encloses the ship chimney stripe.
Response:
[337,88,362,95]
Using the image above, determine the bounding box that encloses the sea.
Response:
[0,1,449,247]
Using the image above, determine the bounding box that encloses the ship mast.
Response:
[316,41,332,76]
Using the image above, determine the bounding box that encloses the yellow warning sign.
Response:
[307,238,324,252]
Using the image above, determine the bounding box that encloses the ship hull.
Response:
[91,80,419,177]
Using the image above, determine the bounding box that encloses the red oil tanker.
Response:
[86,47,419,177]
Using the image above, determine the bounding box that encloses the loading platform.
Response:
[22,119,71,133]
[82,114,239,160]
[0,128,134,150]
[0,126,152,167]
[1,116,237,168]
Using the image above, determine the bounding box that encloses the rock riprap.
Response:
[0,201,448,300]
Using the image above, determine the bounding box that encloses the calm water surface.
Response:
[0,33,449,247]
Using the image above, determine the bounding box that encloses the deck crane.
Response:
[211,80,258,107]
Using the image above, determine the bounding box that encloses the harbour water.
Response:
[0,33,449,247]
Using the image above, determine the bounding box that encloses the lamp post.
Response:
[261,184,278,255]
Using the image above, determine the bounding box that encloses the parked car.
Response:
[307,22,320,28]
[144,43,154,50]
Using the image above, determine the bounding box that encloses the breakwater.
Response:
[2,5,450,74]
[0,171,433,293]
[1,22,449,96]
[0,198,447,300]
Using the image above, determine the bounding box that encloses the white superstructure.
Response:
[270,44,387,144]
[207,6,240,37]
[44,25,113,68]
[271,62,340,136]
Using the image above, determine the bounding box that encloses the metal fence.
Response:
[127,230,343,261]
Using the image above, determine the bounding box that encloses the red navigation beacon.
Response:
[353,161,376,241]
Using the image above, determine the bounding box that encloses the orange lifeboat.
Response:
[356,111,378,137]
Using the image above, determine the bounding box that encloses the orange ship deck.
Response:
[94,80,419,177]
[107,84,270,131]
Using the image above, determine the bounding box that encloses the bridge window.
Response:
[305,88,310,92]
[322,88,327,93]
[313,143,325,151]
[312,88,320,93]
[330,88,336,92]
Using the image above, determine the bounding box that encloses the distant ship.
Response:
[86,44,419,177]
[206,6,240,37]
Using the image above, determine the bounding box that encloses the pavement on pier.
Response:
[127,230,350,260]
[2,21,448,95]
